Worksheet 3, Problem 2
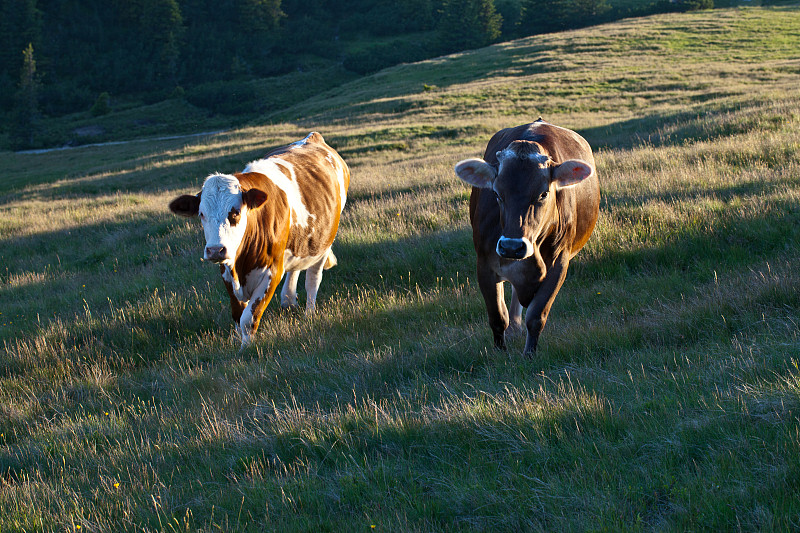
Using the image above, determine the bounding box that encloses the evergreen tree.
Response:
[677,0,713,11]
[0,0,41,77]
[239,0,284,33]
[495,0,524,38]
[113,0,185,88]
[181,0,285,80]
[572,0,610,20]
[145,0,184,84]
[438,0,502,53]
[519,0,609,36]
[0,0,41,111]
[518,0,558,36]
[10,44,41,150]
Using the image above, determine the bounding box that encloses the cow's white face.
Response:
[169,174,268,265]
[197,175,249,264]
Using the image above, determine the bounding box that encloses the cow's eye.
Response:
[228,208,241,226]
[538,191,549,201]
[200,212,206,220]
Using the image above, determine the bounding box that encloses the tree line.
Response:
[1,0,751,148]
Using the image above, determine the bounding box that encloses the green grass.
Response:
[1,6,800,531]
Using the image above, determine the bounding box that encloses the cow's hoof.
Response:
[280,303,301,314]
[505,322,524,338]
[238,328,253,350]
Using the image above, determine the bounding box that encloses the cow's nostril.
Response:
[206,246,226,260]
[497,238,528,259]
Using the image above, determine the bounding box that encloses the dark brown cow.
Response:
[455,119,600,355]
[169,132,350,348]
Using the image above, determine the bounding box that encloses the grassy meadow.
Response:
[2,6,800,530]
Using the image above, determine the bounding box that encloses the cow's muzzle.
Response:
[205,245,228,263]
[496,237,532,260]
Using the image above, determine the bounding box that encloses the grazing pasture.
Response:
[1,7,799,531]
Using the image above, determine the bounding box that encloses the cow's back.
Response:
[244,132,350,260]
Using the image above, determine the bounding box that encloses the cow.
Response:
[454,119,600,355]
[169,132,350,348]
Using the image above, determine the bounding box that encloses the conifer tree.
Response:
[438,0,502,53]
[0,0,41,111]
[10,43,40,150]
[0,0,40,78]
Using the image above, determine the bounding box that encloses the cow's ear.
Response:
[169,193,201,217]
[455,158,497,189]
[243,188,268,210]
[552,160,592,190]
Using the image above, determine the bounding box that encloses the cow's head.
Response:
[455,140,593,260]
[168,174,267,265]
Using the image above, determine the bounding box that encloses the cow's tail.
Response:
[324,250,338,270]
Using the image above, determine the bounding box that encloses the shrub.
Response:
[90,92,111,116]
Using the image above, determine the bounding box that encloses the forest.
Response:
[0,0,781,149]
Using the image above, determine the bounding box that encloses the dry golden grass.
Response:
[1,6,799,531]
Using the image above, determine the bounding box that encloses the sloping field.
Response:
[1,6,799,530]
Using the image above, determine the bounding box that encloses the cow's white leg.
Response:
[304,249,331,316]
[238,270,273,349]
[281,270,300,308]
[507,286,524,337]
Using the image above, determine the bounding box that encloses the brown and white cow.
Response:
[455,119,600,355]
[169,132,350,348]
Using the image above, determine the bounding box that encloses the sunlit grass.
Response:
[1,6,799,531]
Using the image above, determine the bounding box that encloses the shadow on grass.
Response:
[0,362,627,529]
[578,188,800,283]
[4,166,799,371]
[3,97,799,380]
[2,192,798,530]
[0,133,308,203]
[578,96,792,151]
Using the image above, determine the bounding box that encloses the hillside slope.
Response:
[1,6,799,531]
[279,6,800,146]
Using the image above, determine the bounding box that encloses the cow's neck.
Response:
[228,246,270,285]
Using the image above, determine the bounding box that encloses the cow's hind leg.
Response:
[280,270,300,308]
[304,248,333,316]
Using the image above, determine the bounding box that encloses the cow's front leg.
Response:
[523,257,569,356]
[507,286,524,337]
[222,275,247,324]
[477,257,509,350]
[239,265,283,349]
